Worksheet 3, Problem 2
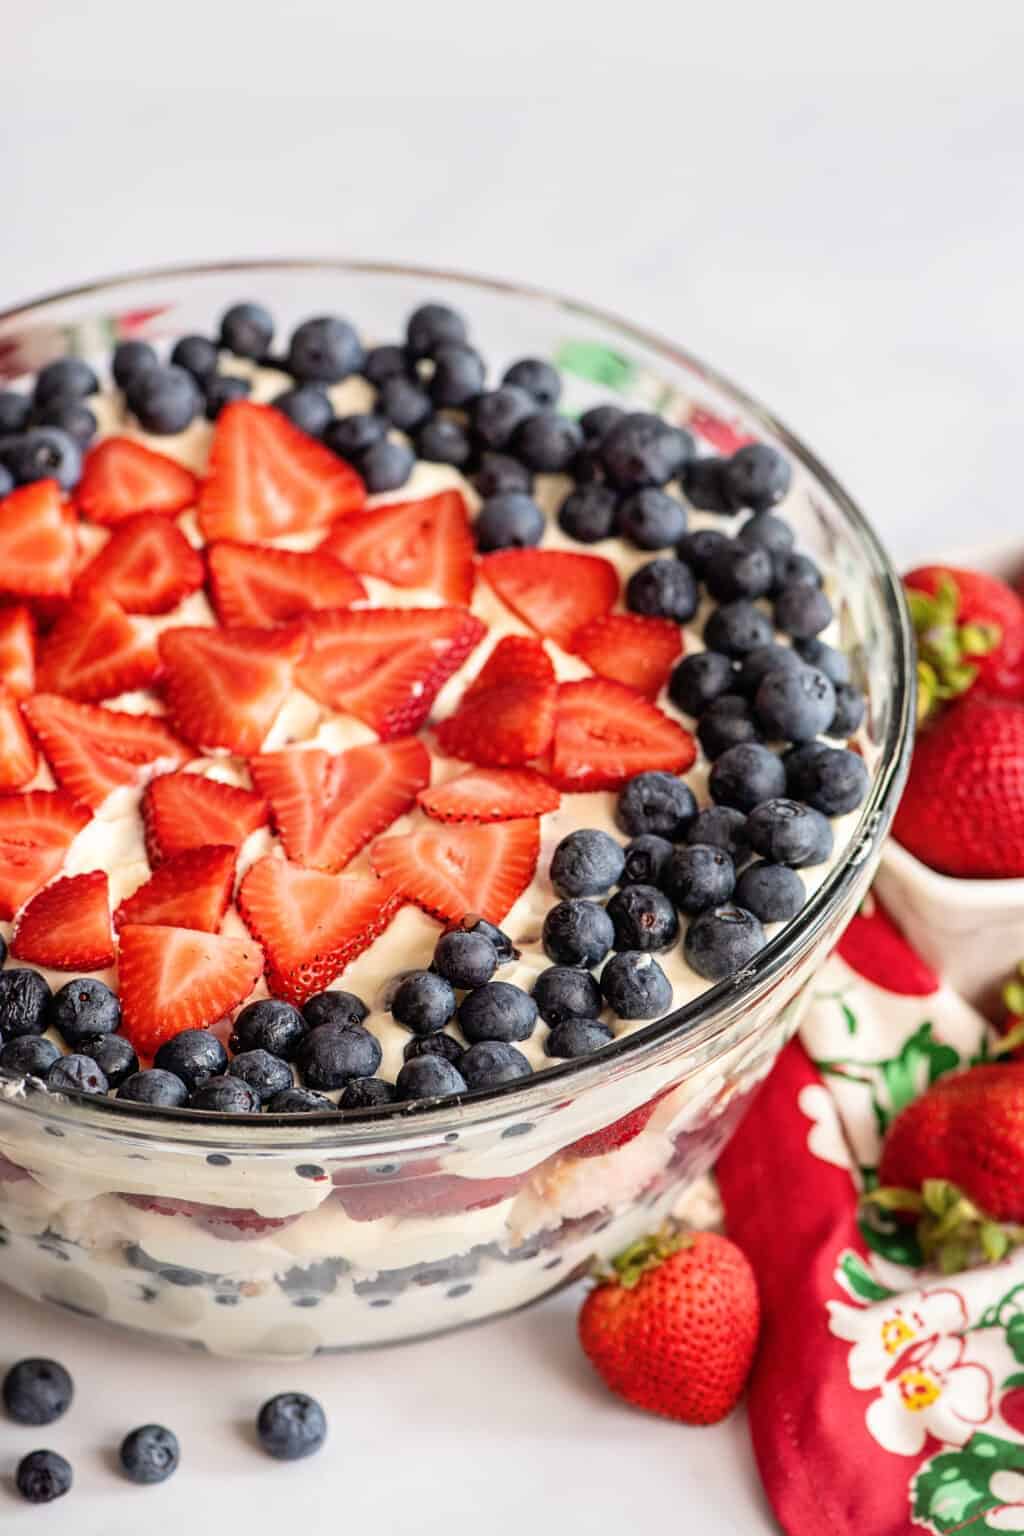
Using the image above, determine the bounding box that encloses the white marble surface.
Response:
[1,4,1023,1529]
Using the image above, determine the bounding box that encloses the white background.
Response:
[2,3,1023,1528]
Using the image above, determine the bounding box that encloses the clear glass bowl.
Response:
[0,261,913,1358]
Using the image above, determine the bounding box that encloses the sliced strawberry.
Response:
[297,607,485,740]
[117,1192,299,1242]
[114,844,236,933]
[75,512,205,615]
[12,870,115,970]
[333,1159,529,1221]
[571,612,682,698]
[0,606,37,698]
[36,591,160,702]
[207,541,365,628]
[250,739,430,872]
[465,635,556,695]
[142,772,269,864]
[76,437,199,524]
[567,1093,670,1159]
[480,549,618,650]
[0,688,37,791]
[24,694,190,810]
[0,481,77,600]
[237,857,402,1005]
[418,768,559,823]
[197,401,365,542]
[549,677,697,791]
[371,817,539,925]
[686,407,756,455]
[117,922,263,1054]
[434,634,556,767]
[158,624,306,756]
[0,789,91,919]
[320,489,475,606]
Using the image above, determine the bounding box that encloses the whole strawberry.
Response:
[578,1229,759,1424]
[891,693,1024,876]
[905,565,1024,708]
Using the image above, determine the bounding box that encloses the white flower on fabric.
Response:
[829,1287,969,1389]
[797,1083,859,1178]
[988,1470,1024,1530]
[864,1334,994,1456]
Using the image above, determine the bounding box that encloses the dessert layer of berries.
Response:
[0,294,869,1118]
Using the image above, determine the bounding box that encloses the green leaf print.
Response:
[1007,1314,1024,1366]
[878,1024,960,1121]
[553,340,638,393]
[913,1433,1024,1533]
[841,1001,858,1036]
[837,1249,895,1303]
[857,1204,923,1268]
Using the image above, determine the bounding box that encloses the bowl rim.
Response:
[0,257,916,1145]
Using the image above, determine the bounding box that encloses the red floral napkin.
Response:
[717,901,1024,1535]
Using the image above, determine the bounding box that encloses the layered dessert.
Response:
[0,292,874,1353]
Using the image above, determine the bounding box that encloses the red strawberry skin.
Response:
[892,693,1024,876]
[906,565,1024,696]
[207,541,366,627]
[0,790,91,919]
[578,1232,760,1425]
[76,438,199,524]
[320,488,475,606]
[117,922,264,1054]
[12,871,115,970]
[550,677,697,791]
[481,549,618,650]
[113,844,237,932]
[0,687,37,790]
[0,481,78,599]
[158,624,306,756]
[36,591,159,702]
[418,767,560,823]
[142,772,268,863]
[0,606,37,698]
[568,1097,665,1159]
[371,817,539,926]
[74,512,205,614]
[434,635,557,766]
[571,613,682,698]
[332,1160,529,1221]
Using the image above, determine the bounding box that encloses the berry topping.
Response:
[696,694,761,760]
[708,741,787,813]
[114,843,237,932]
[625,558,698,624]
[429,342,485,407]
[271,384,333,437]
[620,833,674,887]
[371,817,539,926]
[0,480,76,598]
[615,770,697,840]
[734,861,805,922]
[557,483,618,543]
[80,1033,137,1086]
[153,1028,227,1090]
[270,1086,334,1113]
[0,687,37,790]
[550,828,625,898]
[158,623,306,756]
[117,923,263,1054]
[471,386,536,450]
[600,413,692,490]
[117,1069,189,1107]
[433,928,499,989]
[606,883,679,951]
[320,488,475,607]
[231,998,307,1060]
[542,899,615,967]
[228,1048,292,1104]
[0,606,37,698]
[357,438,415,494]
[615,488,687,550]
[126,364,201,434]
[189,1075,261,1113]
[511,412,582,473]
[551,679,696,792]
[475,491,545,552]
[746,797,833,867]
[301,989,368,1030]
[219,301,274,359]
[418,767,560,823]
[48,1053,110,1095]
[684,904,766,980]
[459,981,537,1044]
[391,971,457,1035]
[36,590,159,702]
[11,871,115,971]
[406,301,467,358]
[601,951,673,1018]
[142,771,269,863]
[480,549,618,651]
[0,968,52,1036]
[207,541,365,627]
[773,582,833,639]
[434,635,557,768]
[705,541,774,602]
[502,357,561,407]
[546,1019,613,1058]
[24,694,190,809]
[784,742,869,816]
[703,600,774,658]
[686,805,750,861]
[0,1035,61,1076]
[0,788,91,918]
[75,511,205,614]
[287,315,363,383]
[461,1039,532,1088]
[415,417,472,467]
[571,613,683,698]
[75,437,199,524]
[722,443,791,511]
[395,1054,467,1102]
[531,965,603,1025]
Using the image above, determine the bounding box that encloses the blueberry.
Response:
[531,966,603,1025]
[723,443,791,511]
[339,1077,397,1109]
[3,1358,73,1425]
[0,462,13,498]
[734,861,806,923]
[511,412,583,473]
[362,344,411,386]
[461,1040,532,1089]
[204,373,251,419]
[0,1035,60,1076]
[272,385,333,436]
[697,694,762,759]
[416,416,472,467]
[545,1019,614,1058]
[607,884,679,952]
[323,412,388,460]
[395,1054,467,1101]
[15,1449,72,1504]
[682,454,732,513]
[287,316,363,383]
[472,451,532,498]
[188,1075,261,1113]
[684,904,767,980]
[557,483,617,543]
[449,916,519,965]
[667,651,735,717]
[296,1023,382,1088]
[170,334,219,382]
[550,828,625,898]
[737,643,804,696]
[79,1033,138,1087]
[112,340,159,391]
[257,1392,327,1461]
[829,683,866,738]
[402,1032,465,1067]
[7,426,82,489]
[772,552,822,592]
[785,743,869,816]
[459,982,537,1044]
[47,976,120,1046]
[601,952,673,1019]
[625,558,698,622]
[228,1049,293,1105]
[675,526,730,577]
[391,970,457,1035]
[615,488,687,550]
[301,990,369,1031]
[128,364,201,434]
[429,342,485,407]
[621,834,674,888]
[502,358,561,408]
[542,899,615,967]
[570,442,605,485]
[705,542,774,602]
[737,512,795,554]
[358,437,414,493]
[406,302,468,359]
[754,665,836,742]
[0,390,30,433]
[34,396,97,446]
[703,600,774,658]
[434,929,498,990]
[154,1029,227,1090]
[579,404,625,441]
[774,583,833,639]
[267,1086,334,1113]
[220,302,274,360]
[475,490,545,551]
[373,375,429,434]
[231,998,307,1061]
[616,771,697,840]
[663,843,737,915]
[747,797,834,867]
[795,637,851,686]
[686,805,750,862]
[117,1069,188,1107]
[709,742,787,812]
[120,1423,180,1484]
[48,1054,109,1096]
[34,357,98,406]
[600,413,693,490]
[0,969,51,1037]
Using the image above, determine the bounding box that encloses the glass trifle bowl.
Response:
[0,261,913,1357]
